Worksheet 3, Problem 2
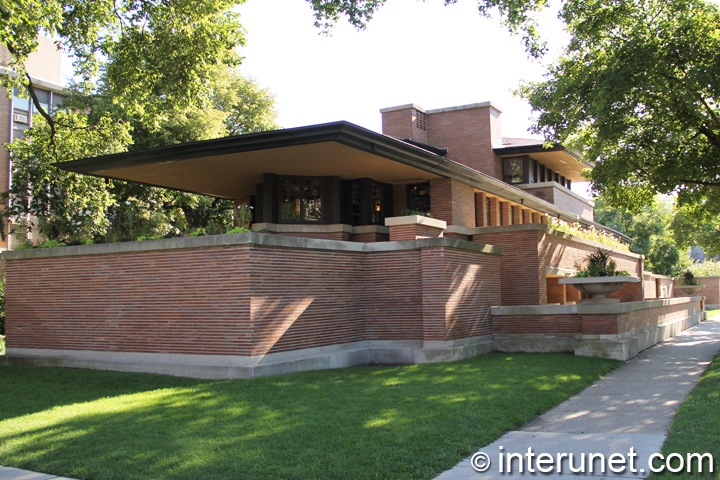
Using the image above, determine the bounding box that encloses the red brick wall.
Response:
[5,246,254,355]
[474,226,644,306]
[430,178,476,227]
[698,277,720,304]
[421,247,501,341]
[249,245,366,355]
[381,107,416,141]
[5,237,502,358]
[475,192,488,227]
[349,232,389,243]
[426,104,502,179]
[389,223,443,241]
[365,250,424,340]
[393,185,408,216]
[539,232,641,279]
[473,229,544,305]
[493,314,582,334]
[581,301,700,335]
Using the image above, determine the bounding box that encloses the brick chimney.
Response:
[380,104,428,145]
[380,102,504,180]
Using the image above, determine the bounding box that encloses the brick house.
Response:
[2,102,705,377]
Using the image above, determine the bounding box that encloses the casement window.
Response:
[406,183,431,214]
[279,176,323,222]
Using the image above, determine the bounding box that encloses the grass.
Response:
[647,309,720,479]
[0,353,620,480]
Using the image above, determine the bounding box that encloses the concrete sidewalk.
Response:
[1,316,718,480]
[436,315,720,479]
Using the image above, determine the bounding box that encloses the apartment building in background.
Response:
[0,36,66,250]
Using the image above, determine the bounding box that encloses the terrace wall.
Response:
[471,224,644,306]
[3,233,502,378]
[492,297,704,360]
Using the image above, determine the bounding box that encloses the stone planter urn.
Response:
[559,276,640,304]
[675,284,703,297]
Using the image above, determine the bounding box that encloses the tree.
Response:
[519,0,720,227]
[2,1,278,244]
[4,67,277,244]
[2,0,246,145]
[672,205,720,257]
[306,0,550,56]
[594,196,684,276]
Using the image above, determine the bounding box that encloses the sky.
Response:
[236,0,569,139]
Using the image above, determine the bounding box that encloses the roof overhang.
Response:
[57,121,613,236]
[494,143,593,182]
[57,122,447,199]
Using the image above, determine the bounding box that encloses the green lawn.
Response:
[0,353,619,480]
[648,309,720,479]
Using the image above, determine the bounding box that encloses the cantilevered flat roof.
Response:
[57,121,606,230]
[495,139,593,182]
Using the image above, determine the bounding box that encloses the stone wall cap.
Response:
[384,215,447,229]
[2,231,503,259]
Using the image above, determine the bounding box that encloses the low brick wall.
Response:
[492,297,704,360]
[697,277,720,306]
[472,224,644,306]
[3,233,502,377]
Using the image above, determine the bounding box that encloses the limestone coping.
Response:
[384,215,447,229]
[558,276,641,285]
[253,223,353,234]
[471,223,643,260]
[491,296,702,316]
[443,225,477,236]
[2,231,503,260]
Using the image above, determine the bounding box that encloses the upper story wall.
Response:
[380,102,504,180]
[1,36,63,85]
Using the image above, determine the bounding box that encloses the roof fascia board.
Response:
[57,120,610,238]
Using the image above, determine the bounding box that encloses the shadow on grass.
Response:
[0,353,620,480]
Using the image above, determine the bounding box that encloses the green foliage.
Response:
[681,271,699,286]
[671,204,720,257]
[520,0,720,235]
[398,208,433,217]
[649,344,720,479]
[687,260,720,278]
[546,216,629,251]
[594,197,684,276]
[307,0,550,56]
[2,0,246,127]
[574,248,630,277]
[2,112,130,244]
[0,354,619,479]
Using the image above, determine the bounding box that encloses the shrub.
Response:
[573,248,631,277]
[687,260,720,278]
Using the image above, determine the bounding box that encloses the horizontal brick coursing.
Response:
[263,231,349,241]
[474,227,644,306]
[349,232,389,243]
[582,302,700,335]
[389,224,444,241]
[365,250,424,341]
[5,238,501,357]
[430,178,476,228]
[493,314,582,334]
[697,277,719,304]
[421,247,501,341]
[473,230,543,305]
